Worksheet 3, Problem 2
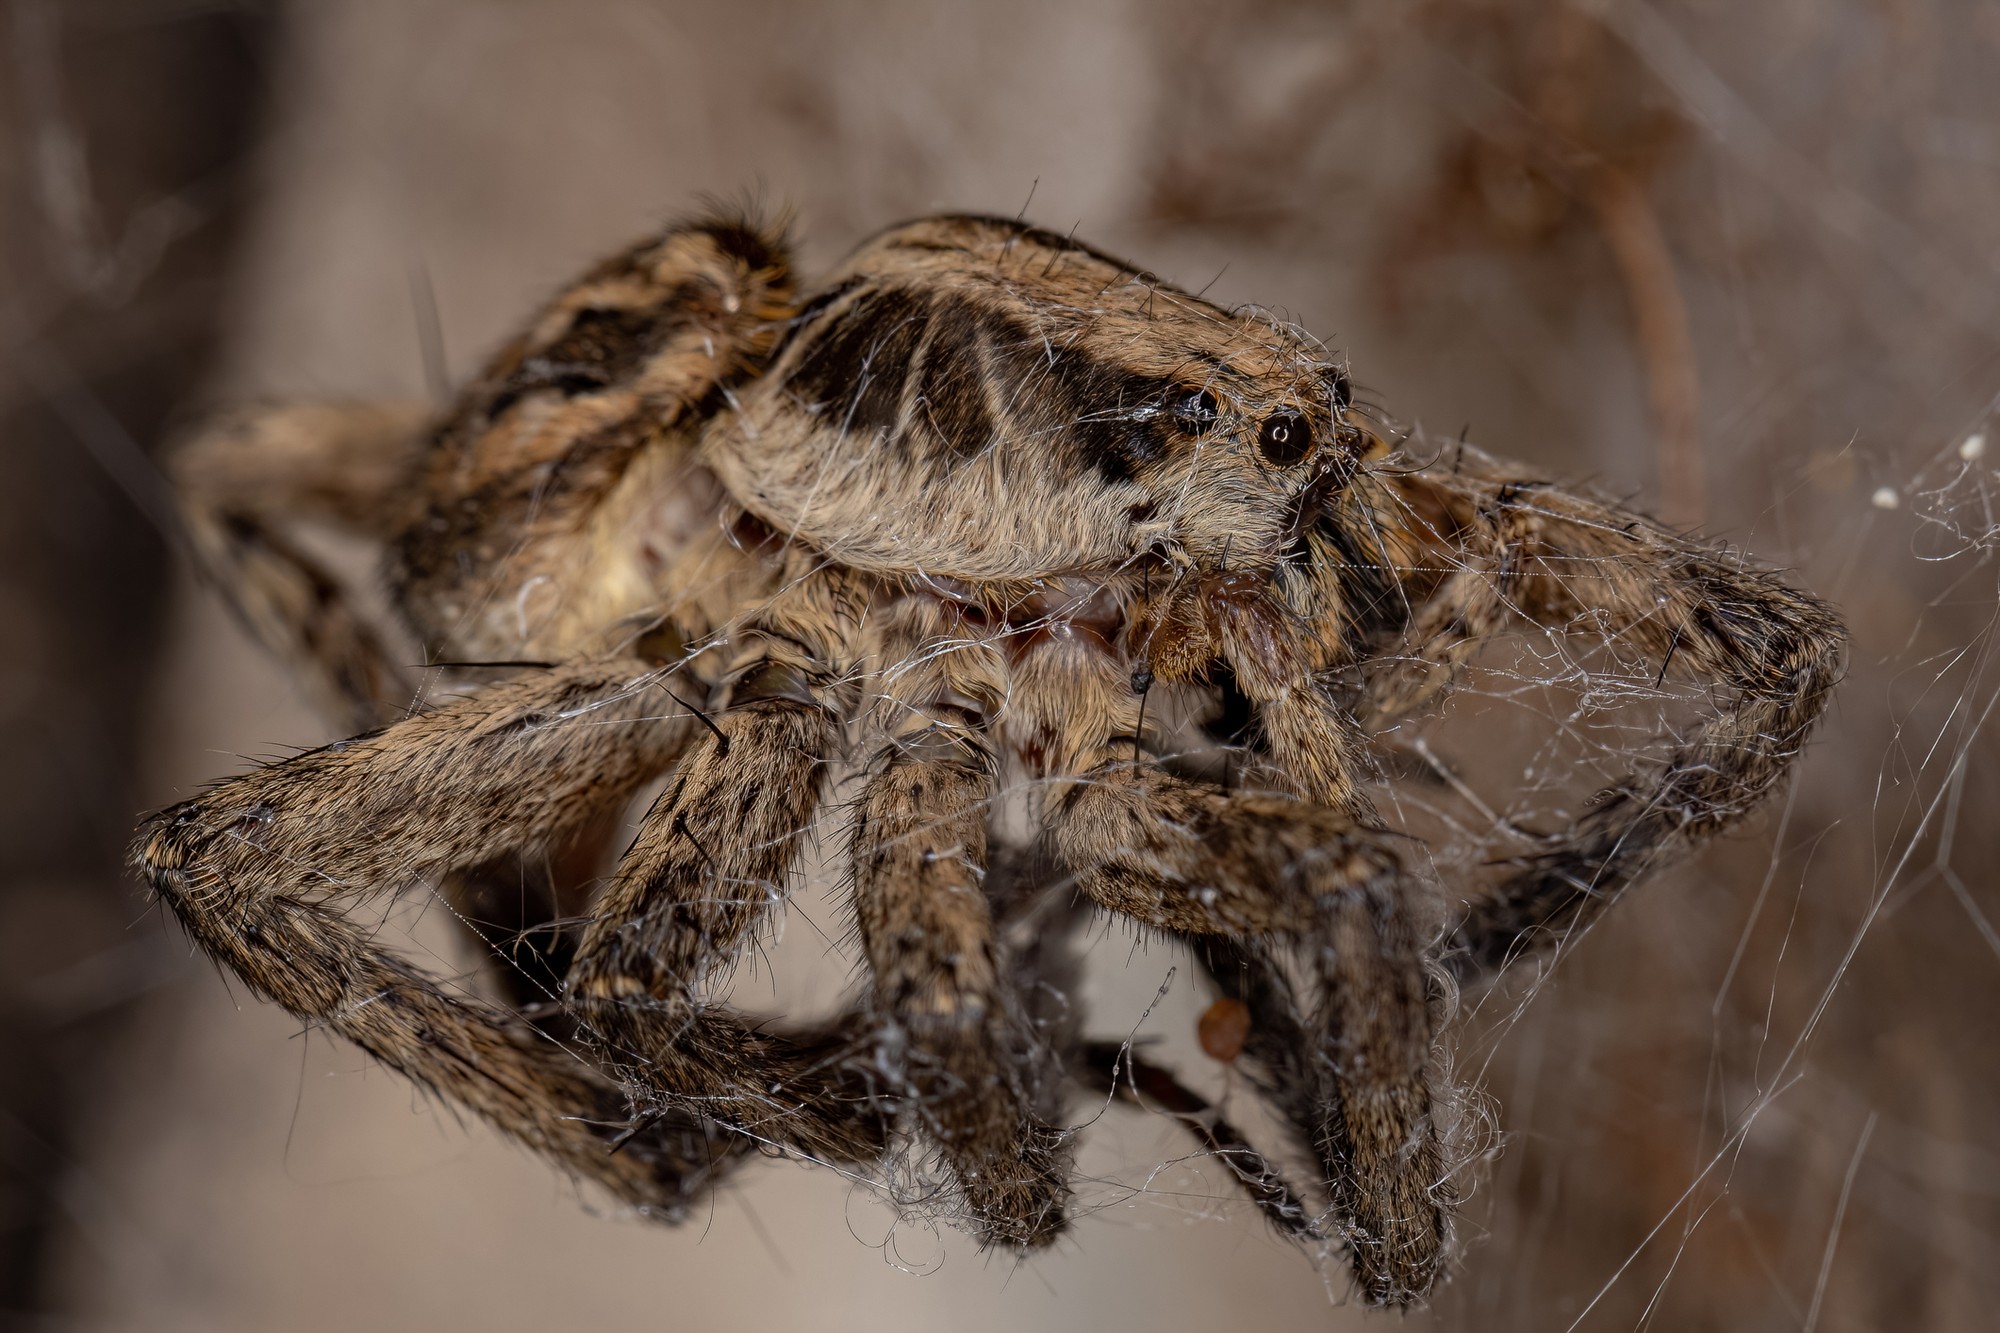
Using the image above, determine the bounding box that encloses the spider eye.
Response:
[1170,388,1221,435]
[1258,412,1313,466]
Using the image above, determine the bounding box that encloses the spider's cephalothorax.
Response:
[706,213,1364,581]
[135,212,1844,1308]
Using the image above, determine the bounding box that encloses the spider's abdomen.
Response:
[389,218,798,660]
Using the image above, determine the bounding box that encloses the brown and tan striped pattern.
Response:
[133,211,1843,1308]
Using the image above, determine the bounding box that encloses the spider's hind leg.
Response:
[130,656,773,1217]
[168,401,432,731]
[560,677,888,1165]
[844,602,1073,1246]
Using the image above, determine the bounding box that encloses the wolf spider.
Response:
[132,212,1842,1307]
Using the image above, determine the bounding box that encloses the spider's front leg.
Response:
[1050,757,1451,1306]
[1341,459,1846,980]
[1019,630,1453,1306]
[130,656,772,1216]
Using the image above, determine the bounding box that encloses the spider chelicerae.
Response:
[133,211,1842,1307]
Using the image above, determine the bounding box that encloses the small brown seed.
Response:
[1198,996,1251,1063]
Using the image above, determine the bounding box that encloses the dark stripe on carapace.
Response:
[784,287,930,435]
[771,276,865,360]
[787,266,1178,481]
[981,313,1175,485]
[910,294,996,458]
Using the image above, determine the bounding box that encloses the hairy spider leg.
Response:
[1047,755,1451,1306]
[1178,934,1338,1239]
[846,598,1070,1247]
[168,397,659,1032]
[169,401,432,730]
[1345,461,1845,981]
[1005,611,1451,1304]
[129,657,805,1217]
[563,568,893,1167]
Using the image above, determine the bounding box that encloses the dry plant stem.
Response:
[1590,165,1706,529]
[1537,5,1704,528]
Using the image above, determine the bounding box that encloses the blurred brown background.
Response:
[5,2,1999,1329]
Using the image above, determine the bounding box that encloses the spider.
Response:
[132,211,1843,1307]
